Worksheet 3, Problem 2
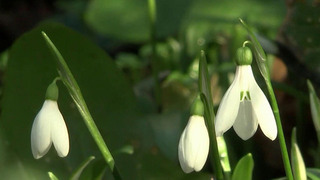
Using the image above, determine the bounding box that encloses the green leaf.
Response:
[291,127,307,180]
[84,0,192,43]
[232,153,254,180]
[198,50,215,121]
[1,22,138,178]
[70,156,95,180]
[198,51,224,180]
[307,168,320,180]
[1,21,211,179]
[79,159,107,180]
[48,172,59,180]
[239,19,270,80]
[307,80,320,142]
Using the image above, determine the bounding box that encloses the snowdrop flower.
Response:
[31,79,69,159]
[178,98,209,173]
[215,47,277,140]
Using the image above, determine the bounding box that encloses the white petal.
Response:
[249,73,277,140]
[31,100,53,159]
[215,67,241,137]
[233,101,258,140]
[178,128,193,173]
[178,115,209,173]
[49,101,69,157]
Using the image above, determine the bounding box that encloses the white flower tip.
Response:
[265,129,277,141]
[178,116,209,173]
[32,149,46,159]
[55,141,69,158]
[215,128,224,137]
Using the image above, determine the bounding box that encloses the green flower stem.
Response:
[41,32,122,180]
[266,80,293,180]
[199,51,224,180]
[239,19,293,180]
[148,0,162,111]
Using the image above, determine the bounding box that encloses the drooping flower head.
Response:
[178,97,209,173]
[215,47,277,140]
[31,79,69,159]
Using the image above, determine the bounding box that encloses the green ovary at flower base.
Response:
[215,47,277,140]
[31,79,69,159]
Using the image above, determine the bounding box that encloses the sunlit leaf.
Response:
[48,172,59,180]
[232,153,254,180]
[291,128,307,180]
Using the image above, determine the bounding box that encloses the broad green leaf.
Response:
[1,22,139,178]
[291,128,307,180]
[84,0,285,43]
[0,21,211,179]
[232,153,254,180]
[84,0,192,43]
[307,168,320,180]
[70,156,95,180]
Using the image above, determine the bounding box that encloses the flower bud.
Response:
[178,115,209,173]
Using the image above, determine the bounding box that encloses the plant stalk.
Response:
[266,80,293,180]
[148,0,162,111]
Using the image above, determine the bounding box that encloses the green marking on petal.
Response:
[240,91,251,101]
[246,91,251,100]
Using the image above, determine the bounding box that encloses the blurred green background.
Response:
[0,0,319,179]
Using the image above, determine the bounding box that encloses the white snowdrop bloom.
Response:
[215,47,277,140]
[31,80,69,159]
[178,115,209,173]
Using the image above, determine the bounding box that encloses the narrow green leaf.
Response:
[198,50,214,115]
[307,80,320,142]
[70,156,95,180]
[198,50,224,180]
[307,168,320,180]
[232,153,254,180]
[41,32,121,179]
[41,32,82,107]
[114,145,134,155]
[291,128,307,180]
[48,172,59,180]
[239,19,270,80]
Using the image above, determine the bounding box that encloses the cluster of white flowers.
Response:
[178,47,277,173]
